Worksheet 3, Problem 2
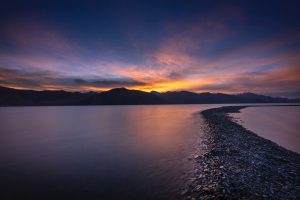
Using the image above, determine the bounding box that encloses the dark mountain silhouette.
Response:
[86,88,165,105]
[156,91,239,104]
[0,86,93,106]
[0,86,299,106]
[155,91,297,104]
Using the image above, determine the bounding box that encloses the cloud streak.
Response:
[195,65,300,98]
[0,2,300,97]
[0,67,145,91]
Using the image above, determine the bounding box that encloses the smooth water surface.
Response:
[0,105,218,199]
[231,106,300,153]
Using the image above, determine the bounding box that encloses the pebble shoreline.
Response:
[181,106,300,200]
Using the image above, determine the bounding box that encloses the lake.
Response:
[0,105,218,200]
[230,105,300,154]
[0,104,299,199]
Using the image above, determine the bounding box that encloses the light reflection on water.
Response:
[0,105,216,199]
[2,104,297,199]
[231,106,300,153]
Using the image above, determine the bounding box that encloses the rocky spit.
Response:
[181,106,300,200]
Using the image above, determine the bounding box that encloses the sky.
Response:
[0,0,299,97]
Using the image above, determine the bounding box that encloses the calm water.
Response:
[0,105,218,200]
[1,104,299,199]
[231,106,300,153]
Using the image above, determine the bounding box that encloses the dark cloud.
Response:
[70,78,146,87]
[0,67,145,90]
[1,1,300,96]
[0,67,58,88]
[166,71,186,79]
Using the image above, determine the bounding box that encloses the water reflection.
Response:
[0,105,215,200]
[231,106,300,153]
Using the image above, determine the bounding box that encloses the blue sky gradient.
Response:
[0,0,299,97]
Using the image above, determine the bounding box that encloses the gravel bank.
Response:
[181,106,300,200]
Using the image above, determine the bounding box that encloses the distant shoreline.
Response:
[230,106,300,153]
[182,106,300,199]
[0,104,300,108]
[1,86,299,106]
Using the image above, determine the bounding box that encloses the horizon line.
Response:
[1,85,298,100]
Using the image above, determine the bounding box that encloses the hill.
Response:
[0,86,299,106]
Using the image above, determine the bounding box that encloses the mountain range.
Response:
[0,86,299,106]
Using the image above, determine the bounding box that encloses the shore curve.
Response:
[182,106,300,200]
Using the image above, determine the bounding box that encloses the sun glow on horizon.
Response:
[0,1,299,98]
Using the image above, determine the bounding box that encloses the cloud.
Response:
[70,78,146,88]
[0,9,299,97]
[214,31,300,59]
[120,19,300,94]
[195,65,300,98]
[5,19,73,53]
[0,67,145,91]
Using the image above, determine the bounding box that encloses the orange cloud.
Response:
[1,15,299,98]
[194,65,300,97]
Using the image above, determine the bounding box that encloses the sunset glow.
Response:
[0,1,299,97]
